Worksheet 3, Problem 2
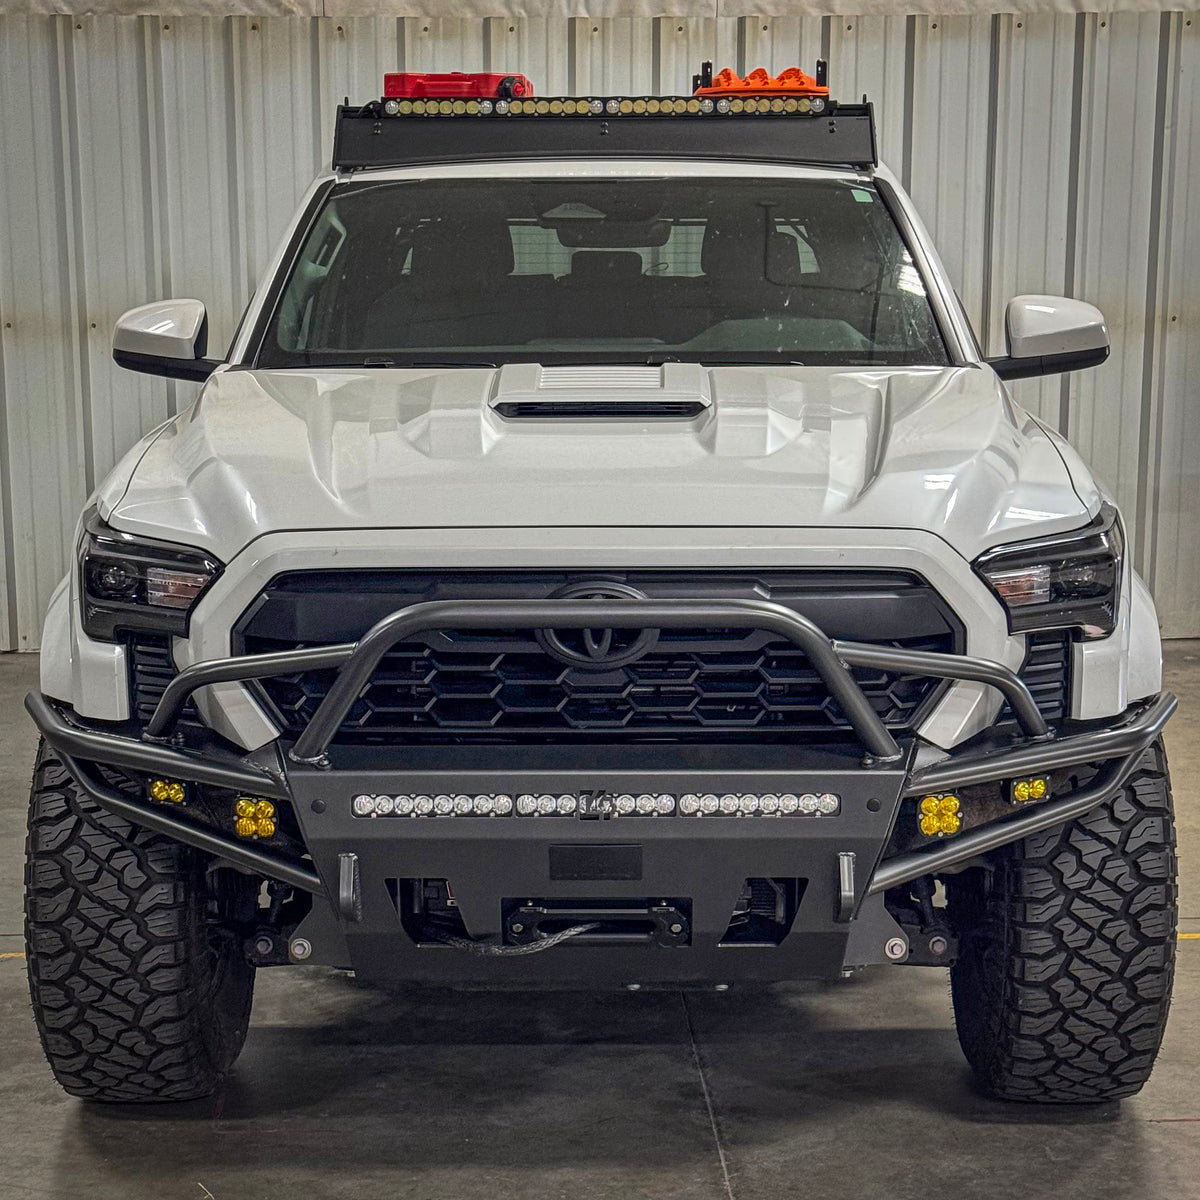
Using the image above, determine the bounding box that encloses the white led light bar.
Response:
[351,791,841,818]
[377,95,828,118]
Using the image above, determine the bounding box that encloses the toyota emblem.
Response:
[537,581,660,670]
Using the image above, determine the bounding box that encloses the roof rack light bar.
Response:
[332,97,877,172]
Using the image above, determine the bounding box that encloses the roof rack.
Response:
[331,60,876,173]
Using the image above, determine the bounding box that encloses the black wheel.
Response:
[24,742,256,1102]
[947,741,1177,1103]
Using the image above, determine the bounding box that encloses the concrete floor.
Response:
[1,648,1198,1200]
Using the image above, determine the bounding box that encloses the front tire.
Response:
[24,743,256,1102]
[947,742,1177,1103]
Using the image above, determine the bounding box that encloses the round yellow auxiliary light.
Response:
[235,797,257,820]
[234,816,257,840]
[149,778,186,803]
[618,98,634,114]
[255,816,277,839]
[632,98,648,114]
[549,98,564,114]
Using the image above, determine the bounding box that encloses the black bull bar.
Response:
[27,598,1176,907]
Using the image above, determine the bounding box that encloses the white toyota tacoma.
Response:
[24,64,1177,1105]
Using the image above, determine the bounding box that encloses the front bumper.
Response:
[27,596,1176,984]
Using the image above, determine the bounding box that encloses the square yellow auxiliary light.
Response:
[1011,775,1051,804]
[234,797,277,840]
[148,778,186,804]
[918,793,961,838]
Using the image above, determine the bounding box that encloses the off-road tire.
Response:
[24,742,256,1102]
[948,741,1177,1103]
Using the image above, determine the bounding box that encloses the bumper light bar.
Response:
[351,791,841,819]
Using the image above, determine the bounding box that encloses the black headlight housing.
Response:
[78,507,223,641]
[973,504,1124,640]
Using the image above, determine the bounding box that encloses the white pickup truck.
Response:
[24,64,1176,1106]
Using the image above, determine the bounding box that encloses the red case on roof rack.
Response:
[383,71,533,100]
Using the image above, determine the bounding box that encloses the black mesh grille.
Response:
[127,577,1072,746]
[242,626,954,742]
[232,569,964,745]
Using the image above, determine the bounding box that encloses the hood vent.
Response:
[489,362,711,419]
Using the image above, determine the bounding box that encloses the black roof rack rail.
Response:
[330,99,877,173]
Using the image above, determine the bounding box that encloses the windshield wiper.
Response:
[361,357,499,369]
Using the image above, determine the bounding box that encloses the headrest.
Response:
[701,210,769,280]
[410,217,515,281]
[566,251,644,283]
[702,214,808,285]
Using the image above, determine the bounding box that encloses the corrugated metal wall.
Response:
[0,11,1196,648]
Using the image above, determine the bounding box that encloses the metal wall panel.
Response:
[1143,13,1200,636]
[1068,12,1164,563]
[987,12,1078,426]
[0,11,1197,649]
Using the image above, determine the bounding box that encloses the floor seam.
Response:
[681,991,736,1200]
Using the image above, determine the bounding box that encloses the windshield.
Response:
[256,175,950,368]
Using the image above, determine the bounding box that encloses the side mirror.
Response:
[988,295,1109,381]
[112,299,221,382]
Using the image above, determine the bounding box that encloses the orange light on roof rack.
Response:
[695,65,830,98]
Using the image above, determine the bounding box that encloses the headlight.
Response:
[78,507,222,641]
[974,504,1123,640]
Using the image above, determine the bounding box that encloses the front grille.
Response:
[233,570,963,745]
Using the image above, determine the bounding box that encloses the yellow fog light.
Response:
[233,798,277,839]
[1011,775,1050,803]
[918,794,961,837]
[149,778,186,803]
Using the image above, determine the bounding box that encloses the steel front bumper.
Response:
[26,597,1176,983]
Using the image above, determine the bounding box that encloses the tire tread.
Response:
[949,742,1177,1103]
[24,745,252,1102]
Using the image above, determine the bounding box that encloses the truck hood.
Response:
[105,363,1097,564]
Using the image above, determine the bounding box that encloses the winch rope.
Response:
[436,922,600,956]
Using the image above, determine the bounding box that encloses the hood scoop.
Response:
[488,362,711,419]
